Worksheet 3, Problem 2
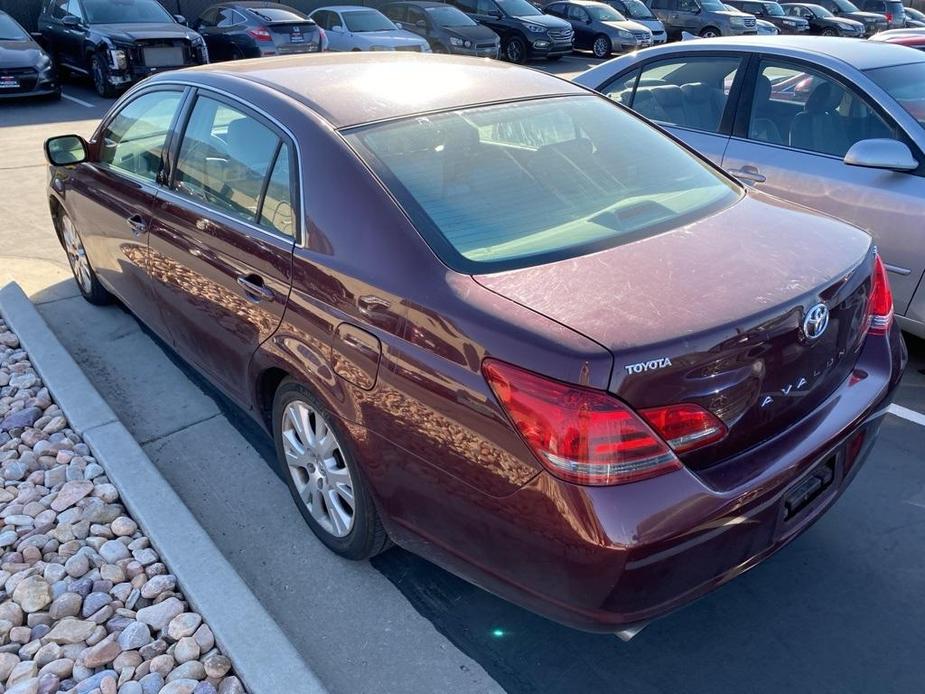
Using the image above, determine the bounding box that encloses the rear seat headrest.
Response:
[650,85,684,108]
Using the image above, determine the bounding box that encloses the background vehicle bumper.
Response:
[528,40,573,58]
[385,328,906,633]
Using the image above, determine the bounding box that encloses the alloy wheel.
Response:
[505,38,525,63]
[593,36,611,58]
[281,400,355,538]
[61,215,92,295]
[700,28,719,37]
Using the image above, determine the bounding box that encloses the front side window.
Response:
[346,96,739,271]
[749,61,892,156]
[99,90,182,181]
[83,0,173,24]
[65,0,84,20]
[174,97,281,225]
[567,5,590,20]
[629,56,741,133]
[50,0,69,20]
[866,61,925,129]
[678,0,699,11]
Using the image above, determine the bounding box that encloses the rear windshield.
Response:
[866,61,925,128]
[83,0,174,24]
[251,7,308,22]
[346,96,740,272]
[343,10,395,31]
[0,14,28,40]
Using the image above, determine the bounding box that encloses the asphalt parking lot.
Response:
[2,66,925,694]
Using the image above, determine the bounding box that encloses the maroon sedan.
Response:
[43,53,905,635]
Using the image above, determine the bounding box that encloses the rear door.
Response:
[597,53,744,164]
[148,90,297,403]
[722,57,925,313]
[66,87,186,337]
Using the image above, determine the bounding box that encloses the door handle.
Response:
[726,166,767,184]
[236,275,274,303]
[127,214,148,237]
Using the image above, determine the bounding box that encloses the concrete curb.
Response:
[0,281,327,694]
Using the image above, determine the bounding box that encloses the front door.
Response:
[148,91,296,404]
[566,4,594,47]
[67,87,186,335]
[722,58,925,312]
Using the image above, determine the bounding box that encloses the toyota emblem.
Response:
[803,303,829,341]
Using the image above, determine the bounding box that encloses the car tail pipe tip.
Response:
[614,622,649,642]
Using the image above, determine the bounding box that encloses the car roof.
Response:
[314,5,386,11]
[645,35,925,70]
[175,53,585,129]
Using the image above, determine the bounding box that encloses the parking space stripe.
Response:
[61,93,94,108]
[888,403,925,427]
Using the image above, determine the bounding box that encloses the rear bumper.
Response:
[392,327,906,633]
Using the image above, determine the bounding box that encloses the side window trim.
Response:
[165,87,302,244]
[92,86,188,188]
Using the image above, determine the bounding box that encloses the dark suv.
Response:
[857,0,904,27]
[38,0,209,97]
[814,0,888,33]
[444,0,573,63]
[725,0,810,31]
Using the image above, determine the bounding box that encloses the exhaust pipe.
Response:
[614,622,648,642]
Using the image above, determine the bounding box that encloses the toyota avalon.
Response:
[43,54,906,635]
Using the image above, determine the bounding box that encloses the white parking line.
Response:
[61,93,94,108]
[888,403,925,427]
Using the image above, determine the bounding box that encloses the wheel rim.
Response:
[703,30,717,37]
[91,57,105,95]
[61,215,92,294]
[594,37,609,57]
[507,40,523,62]
[282,401,355,538]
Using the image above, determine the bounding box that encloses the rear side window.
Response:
[99,90,182,182]
[174,96,283,226]
[626,56,741,133]
[346,96,739,272]
[259,145,295,238]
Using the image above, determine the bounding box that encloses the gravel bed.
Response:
[0,318,245,694]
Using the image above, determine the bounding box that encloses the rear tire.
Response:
[592,34,612,58]
[504,35,527,63]
[699,26,720,38]
[822,28,837,35]
[272,380,390,560]
[58,211,111,305]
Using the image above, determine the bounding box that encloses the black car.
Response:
[815,0,888,33]
[382,1,500,56]
[0,11,59,100]
[444,0,573,63]
[725,0,811,31]
[193,2,324,61]
[38,0,209,98]
[781,2,866,33]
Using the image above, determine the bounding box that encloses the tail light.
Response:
[248,27,273,41]
[638,404,727,453]
[867,253,894,335]
[885,12,893,21]
[482,360,681,486]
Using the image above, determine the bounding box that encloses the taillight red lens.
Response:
[482,360,681,486]
[639,404,727,453]
[868,253,894,335]
[886,12,893,21]
[248,27,273,41]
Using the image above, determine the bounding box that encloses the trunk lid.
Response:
[473,193,875,468]
[266,20,320,50]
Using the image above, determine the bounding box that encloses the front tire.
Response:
[699,26,720,38]
[272,380,390,560]
[822,28,837,35]
[59,211,111,305]
[504,35,527,63]
[592,34,612,58]
[90,53,116,98]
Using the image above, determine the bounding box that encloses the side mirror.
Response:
[45,135,88,166]
[844,139,919,172]
[330,24,344,32]
[416,19,426,27]
[394,20,403,27]
[61,15,81,26]
[174,14,188,25]
[487,10,502,18]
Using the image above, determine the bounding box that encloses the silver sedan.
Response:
[575,36,925,338]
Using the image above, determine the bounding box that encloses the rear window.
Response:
[0,14,28,40]
[250,7,309,22]
[345,96,740,272]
